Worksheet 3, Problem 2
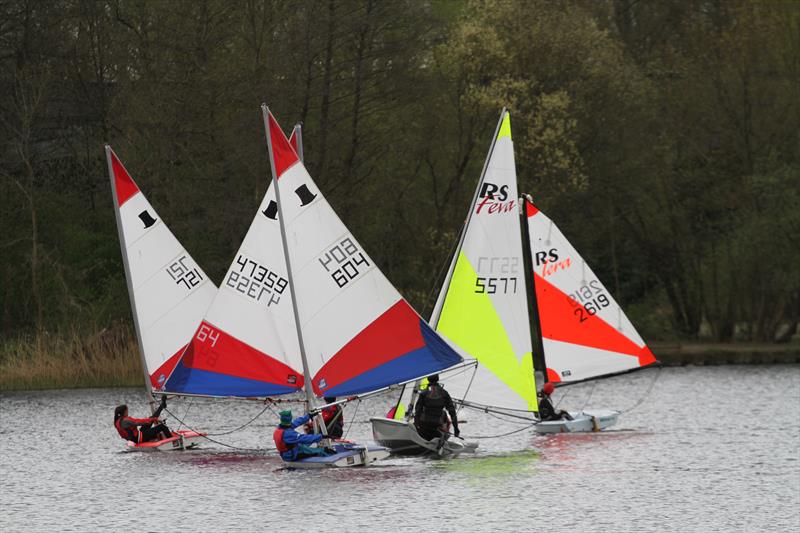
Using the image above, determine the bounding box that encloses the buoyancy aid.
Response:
[322,405,343,426]
[273,427,293,454]
[418,385,447,427]
[115,417,140,443]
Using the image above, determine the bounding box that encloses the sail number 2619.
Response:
[568,280,610,322]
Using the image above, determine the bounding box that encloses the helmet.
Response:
[542,382,555,395]
[427,374,440,384]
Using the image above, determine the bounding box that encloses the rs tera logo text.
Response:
[476,182,515,215]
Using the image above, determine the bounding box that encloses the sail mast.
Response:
[416,109,508,418]
[430,108,508,328]
[520,196,548,387]
[105,145,155,406]
[262,106,320,426]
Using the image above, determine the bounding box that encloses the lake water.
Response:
[1,365,798,532]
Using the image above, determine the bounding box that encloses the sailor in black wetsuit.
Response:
[413,374,460,441]
[538,382,573,421]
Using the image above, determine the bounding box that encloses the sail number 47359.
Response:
[225,254,288,307]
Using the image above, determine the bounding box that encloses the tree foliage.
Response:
[1,0,797,343]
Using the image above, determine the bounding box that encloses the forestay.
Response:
[430,111,538,414]
[525,198,657,383]
[264,107,462,397]
[163,132,307,398]
[106,146,217,391]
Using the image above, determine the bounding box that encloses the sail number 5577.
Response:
[475,277,518,294]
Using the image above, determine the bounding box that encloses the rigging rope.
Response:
[342,399,361,439]
[421,234,461,316]
[619,366,662,414]
[579,379,598,410]
[175,397,194,431]
[163,405,277,453]
[465,423,538,440]
[455,363,479,417]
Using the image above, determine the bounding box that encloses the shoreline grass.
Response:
[0,325,142,391]
[1,328,797,392]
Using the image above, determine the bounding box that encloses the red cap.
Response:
[542,382,555,395]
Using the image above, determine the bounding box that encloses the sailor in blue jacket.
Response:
[273,410,330,461]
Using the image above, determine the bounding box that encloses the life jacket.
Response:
[418,385,447,427]
[273,427,293,454]
[114,417,140,443]
[537,395,557,421]
[322,405,343,427]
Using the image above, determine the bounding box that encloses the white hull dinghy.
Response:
[534,409,619,434]
[370,417,478,456]
[125,429,206,451]
[286,442,390,469]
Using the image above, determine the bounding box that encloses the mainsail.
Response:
[106,146,217,394]
[525,198,657,383]
[163,132,307,398]
[429,110,538,414]
[263,106,463,398]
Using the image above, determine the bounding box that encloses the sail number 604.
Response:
[318,237,371,288]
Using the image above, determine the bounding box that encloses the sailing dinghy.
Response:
[523,196,658,433]
[105,146,210,450]
[263,106,465,465]
[372,110,537,453]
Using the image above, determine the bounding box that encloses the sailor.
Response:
[320,397,344,439]
[413,374,460,441]
[113,395,173,443]
[273,410,331,462]
[537,382,574,421]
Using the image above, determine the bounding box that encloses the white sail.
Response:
[525,199,657,383]
[263,106,462,398]
[106,146,217,391]
[431,111,538,413]
[163,128,307,398]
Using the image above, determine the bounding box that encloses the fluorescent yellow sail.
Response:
[437,252,538,412]
[497,112,512,140]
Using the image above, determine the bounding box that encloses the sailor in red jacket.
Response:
[320,396,344,439]
[114,396,173,443]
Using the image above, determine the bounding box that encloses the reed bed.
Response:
[0,325,142,391]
